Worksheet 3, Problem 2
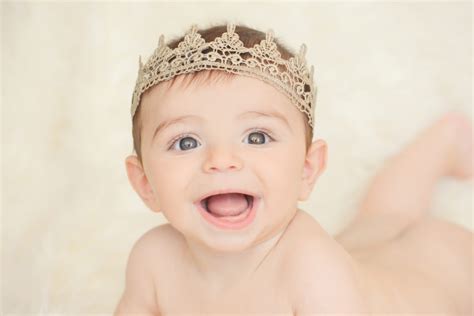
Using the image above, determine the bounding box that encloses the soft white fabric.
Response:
[2,2,471,313]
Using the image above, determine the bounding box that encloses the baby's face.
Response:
[130,74,325,252]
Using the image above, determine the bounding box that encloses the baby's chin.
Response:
[185,221,290,255]
[163,213,264,253]
[187,228,264,253]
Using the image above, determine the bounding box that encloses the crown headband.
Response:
[131,23,317,128]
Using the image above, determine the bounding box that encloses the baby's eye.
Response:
[245,130,273,145]
[169,135,200,151]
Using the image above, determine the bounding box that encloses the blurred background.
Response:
[2,1,471,313]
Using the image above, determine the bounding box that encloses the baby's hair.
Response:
[132,23,314,164]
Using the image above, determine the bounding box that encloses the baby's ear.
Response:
[298,139,327,201]
[124,155,161,213]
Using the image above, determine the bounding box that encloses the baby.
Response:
[115,23,472,315]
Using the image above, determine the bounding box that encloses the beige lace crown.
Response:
[131,23,317,128]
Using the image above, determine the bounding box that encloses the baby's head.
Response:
[132,24,315,164]
[125,23,327,252]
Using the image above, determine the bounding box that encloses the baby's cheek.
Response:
[259,152,300,187]
[152,158,195,196]
[275,151,306,194]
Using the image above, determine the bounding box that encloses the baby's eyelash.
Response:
[247,127,275,141]
[167,133,194,150]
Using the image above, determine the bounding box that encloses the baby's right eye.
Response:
[169,135,201,151]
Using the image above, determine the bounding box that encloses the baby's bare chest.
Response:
[154,264,294,315]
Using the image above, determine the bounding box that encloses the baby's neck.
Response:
[183,219,293,291]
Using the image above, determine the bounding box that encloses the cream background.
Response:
[2,1,472,314]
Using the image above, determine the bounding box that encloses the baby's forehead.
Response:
[143,73,293,116]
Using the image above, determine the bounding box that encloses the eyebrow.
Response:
[152,115,204,141]
[237,110,291,129]
[152,110,291,141]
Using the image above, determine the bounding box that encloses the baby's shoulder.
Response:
[280,210,368,313]
[115,224,184,314]
[138,222,183,245]
[131,223,186,269]
[281,209,352,264]
[139,222,185,249]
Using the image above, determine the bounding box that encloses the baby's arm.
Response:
[114,232,160,316]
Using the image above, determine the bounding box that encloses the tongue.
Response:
[206,193,249,217]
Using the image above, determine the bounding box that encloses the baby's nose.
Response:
[202,144,243,173]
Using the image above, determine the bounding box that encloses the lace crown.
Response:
[131,23,317,128]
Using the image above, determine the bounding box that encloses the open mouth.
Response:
[197,192,258,230]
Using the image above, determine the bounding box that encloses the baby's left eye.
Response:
[244,131,273,145]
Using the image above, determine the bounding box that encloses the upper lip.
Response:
[195,189,259,204]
